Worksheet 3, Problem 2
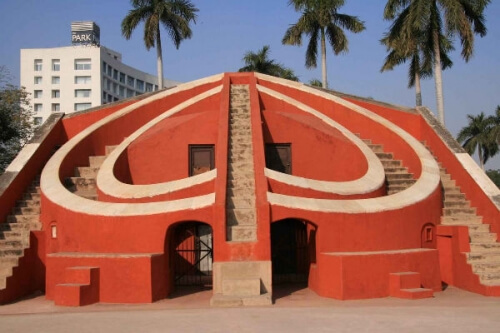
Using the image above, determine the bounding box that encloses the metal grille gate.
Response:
[173,223,213,286]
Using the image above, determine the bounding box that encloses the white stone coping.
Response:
[47,252,163,258]
[456,153,500,200]
[97,86,221,199]
[258,85,385,195]
[323,248,436,256]
[256,74,440,213]
[41,74,223,216]
[5,143,40,173]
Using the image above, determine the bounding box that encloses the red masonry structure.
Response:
[0,72,499,306]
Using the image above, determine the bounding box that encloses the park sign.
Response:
[71,21,100,46]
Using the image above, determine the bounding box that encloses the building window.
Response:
[34,59,42,71]
[52,59,60,71]
[145,83,153,92]
[52,90,60,98]
[107,94,113,103]
[106,79,111,91]
[154,85,158,91]
[34,104,43,112]
[52,76,60,84]
[34,77,42,84]
[75,89,91,98]
[119,72,125,83]
[74,103,91,111]
[74,59,91,70]
[136,80,144,91]
[102,61,107,73]
[34,90,43,98]
[52,103,60,112]
[107,65,112,76]
[113,69,118,80]
[127,89,134,98]
[127,76,135,87]
[75,76,91,84]
[113,83,118,94]
[119,86,125,97]
[34,117,43,125]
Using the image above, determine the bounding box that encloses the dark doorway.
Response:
[271,219,313,285]
[171,222,213,287]
[189,145,215,176]
[265,143,291,174]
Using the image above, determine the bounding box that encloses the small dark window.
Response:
[265,143,292,174]
[189,145,215,176]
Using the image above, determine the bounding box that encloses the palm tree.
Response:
[122,0,198,89]
[384,0,490,126]
[457,112,497,170]
[282,0,365,89]
[380,13,453,107]
[309,78,323,87]
[490,106,500,145]
[238,45,299,81]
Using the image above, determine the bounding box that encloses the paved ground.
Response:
[1,286,499,332]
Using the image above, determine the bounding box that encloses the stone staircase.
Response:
[361,138,416,195]
[0,176,42,290]
[65,145,116,201]
[226,85,257,242]
[439,165,500,287]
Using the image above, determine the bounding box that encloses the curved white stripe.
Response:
[41,74,223,216]
[258,86,385,195]
[97,86,221,199]
[256,74,440,213]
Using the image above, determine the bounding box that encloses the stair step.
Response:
[0,240,23,249]
[75,166,99,178]
[445,193,466,200]
[376,152,393,159]
[469,232,497,243]
[13,206,40,215]
[479,272,500,284]
[0,249,24,257]
[441,215,482,224]
[105,145,118,155]
[368,144,384,152]
[388,179,416,186]
[65,177,97,192]
[470,243,500,253]
[386,173,414,180]
[384,167,407,173]
[443,200,470,208]
[89,155,106,168]
[0,257,19,266]
[471,262,500,273]
[467,252,500,263]
[226,209,256,226]
[16,199,40,208]
[442,207,476,216]
[227,225,257,242]
[381,160,402,167]
[226,198,255,209]
[6,214,40,224]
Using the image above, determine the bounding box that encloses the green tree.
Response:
[282,0,365,89]
[309,78,323,87]
[457,112,497,170]
[384,0,490,126]
[238,45,299,81]
[486,169,500,188]
[0,66,36,173]
[122,0,198,89]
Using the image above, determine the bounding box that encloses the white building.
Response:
[20,22,178,125]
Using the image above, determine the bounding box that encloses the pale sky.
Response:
[1,0,499,168]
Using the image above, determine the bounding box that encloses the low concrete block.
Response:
[222,278,260,297]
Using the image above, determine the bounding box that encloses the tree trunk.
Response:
[321,29,328,89]
[478,146,484,170]
[415,71,422,107]
[433,29,445,125]
[156,26,164,89]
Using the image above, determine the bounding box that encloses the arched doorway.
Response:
[169,222,213,289]
[271,219,316,285]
